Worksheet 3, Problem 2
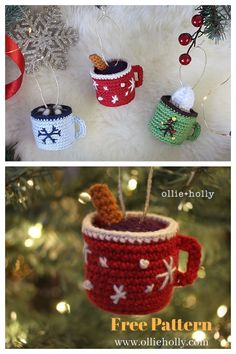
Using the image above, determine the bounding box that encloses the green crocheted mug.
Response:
[149,96,201,145]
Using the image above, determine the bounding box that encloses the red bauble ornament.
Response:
[191,14,204,27]
[178,33,192,46]
[179,53,192,65]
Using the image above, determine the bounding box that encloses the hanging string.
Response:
[32,61,61,108]
[179,43,207,89]
[186,170,196,187]
[32,60,47,108]
[50,64,60,106]
[201,76,231,137]
[118,167,126,216]
[141,167,154,221]
[95,5,121,66]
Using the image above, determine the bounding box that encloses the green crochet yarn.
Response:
[149,96,201,145]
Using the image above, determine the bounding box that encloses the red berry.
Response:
[179,53,192,65]
[178,33,192,46]
[191,14,204,27]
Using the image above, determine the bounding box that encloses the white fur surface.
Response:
[6,5,231,161]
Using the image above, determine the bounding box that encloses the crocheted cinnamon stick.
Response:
[89,184,124,225]
[89,53,108,71]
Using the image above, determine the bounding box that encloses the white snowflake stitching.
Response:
[99,257,109,268]
[111,95,119,104]
[110,285,126,304]
[156,256,176,291]
[128,78,135,92]
[144,284,155,293]
[83,279,93,291]
[83,242,92,264]
[93,81,99,90]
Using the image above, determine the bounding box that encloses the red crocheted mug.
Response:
[90,60,143,107]
[81,212,201,315]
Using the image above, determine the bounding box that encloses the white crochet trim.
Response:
[82,212,179,244]
[90,63,132,81]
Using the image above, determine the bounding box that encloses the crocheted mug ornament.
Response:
[149,86,201,145]
[81,184,201,315]
[89,54,143,107]
[31,104,86,150]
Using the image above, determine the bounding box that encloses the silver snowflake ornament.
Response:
[10,6,79,74]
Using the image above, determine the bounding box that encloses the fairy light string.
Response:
[201,76,231,137]
[179,43,230,138]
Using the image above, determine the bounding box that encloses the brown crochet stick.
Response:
[89,184,124,225]
[89,53,108,71]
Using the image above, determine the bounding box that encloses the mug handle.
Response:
[132,65,144,88]
[74,116,86,139]
[187,122,201,141]
[174,234,201,287]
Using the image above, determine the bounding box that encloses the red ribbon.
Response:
[5,34,25,100]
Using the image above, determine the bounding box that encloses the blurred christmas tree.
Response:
[6,167,230,348]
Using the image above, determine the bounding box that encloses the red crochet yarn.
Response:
[90,60,143,107]
[82,213,201,315]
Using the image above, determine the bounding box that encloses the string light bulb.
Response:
[217,305,227,318]
[24,238,34,247]
[192,330,206,342]
[128,178,137,190]
[10,311,17,321]
[198,266,206,279]
[220,339,229,348]
[56,301,70,314]
[78,192,91,204]
[28,223,42,239]
[27,179,34,187]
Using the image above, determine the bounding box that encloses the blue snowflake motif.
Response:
[38,125,61,144]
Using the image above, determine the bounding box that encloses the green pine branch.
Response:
[197,5,231,43]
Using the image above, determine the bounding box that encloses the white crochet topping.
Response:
[82,212,179,244]
[170,86,195,112]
